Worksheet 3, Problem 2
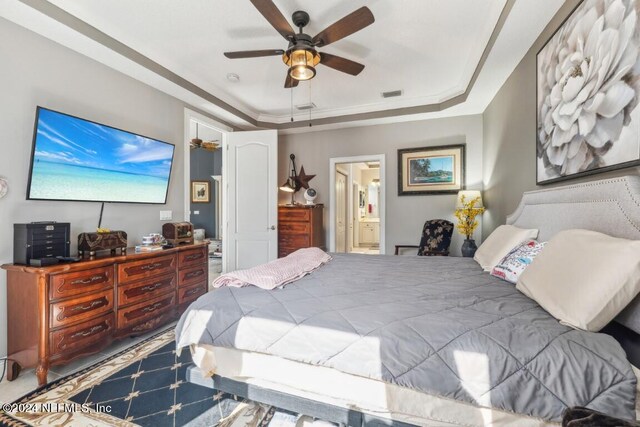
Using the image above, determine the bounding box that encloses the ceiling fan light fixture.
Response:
[283,48,320,81]
[290,64,315,81]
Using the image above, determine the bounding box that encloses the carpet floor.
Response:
[0,328,337,427]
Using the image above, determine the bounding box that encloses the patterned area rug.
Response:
[0,329,337,427]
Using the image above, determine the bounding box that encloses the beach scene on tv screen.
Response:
[29,109,174,203]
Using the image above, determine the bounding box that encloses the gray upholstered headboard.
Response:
[507,175,640,241]
[506,175,640,335]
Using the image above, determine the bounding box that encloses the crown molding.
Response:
[15,0,515,130]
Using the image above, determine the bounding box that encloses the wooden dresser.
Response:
[278,205,325,258]
[1,242,208,386]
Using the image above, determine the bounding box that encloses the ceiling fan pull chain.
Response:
[290,80,294,122]
[308,80,312,127]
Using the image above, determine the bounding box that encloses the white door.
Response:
[335,171,347,253]
[226,130,278,271]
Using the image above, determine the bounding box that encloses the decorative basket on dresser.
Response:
[1,242,209,386]
[278,204,325,258]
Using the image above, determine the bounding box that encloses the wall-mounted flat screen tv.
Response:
[27,107,175,204]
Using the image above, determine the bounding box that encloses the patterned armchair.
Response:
[395,219,454,256]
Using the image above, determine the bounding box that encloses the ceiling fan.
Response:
[190,123,220,151]
[224,0,375,88]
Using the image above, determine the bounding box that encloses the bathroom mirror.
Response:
[367,181,380,218]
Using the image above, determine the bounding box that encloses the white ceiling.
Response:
[1,0,564,132]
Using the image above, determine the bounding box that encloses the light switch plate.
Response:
[160,210,173,221]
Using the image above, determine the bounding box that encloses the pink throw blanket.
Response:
[212,247,332,290]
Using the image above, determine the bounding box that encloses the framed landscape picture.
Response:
[398,144,465,195]
[191,181,210,203]
[536,0,640,185]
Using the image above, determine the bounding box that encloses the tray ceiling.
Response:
[2,0,564,131]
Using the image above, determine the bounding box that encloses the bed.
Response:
[176,175,640,426]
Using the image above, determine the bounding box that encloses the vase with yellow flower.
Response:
[454,191,485,257]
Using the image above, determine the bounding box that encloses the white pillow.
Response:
[516,229,640,332]
[474,225,539,272]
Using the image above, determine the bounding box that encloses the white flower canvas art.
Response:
[537,0,640,184]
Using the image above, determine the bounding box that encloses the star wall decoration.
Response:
[292,166,315,190]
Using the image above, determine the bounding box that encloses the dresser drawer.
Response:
[117,293,175,329]
[178,248,207,269]
[117,314,171,337]
[279,208,310,222]
[50,312,114,358]
[178,265,207,288]
[279,234,309,248]
[178,282,207,305]
[50,267,114,300]
[118,255,176,284]
[278,222,310,234]
[50,289,114,329]
[278,247,297,258]
[118,273,176,307]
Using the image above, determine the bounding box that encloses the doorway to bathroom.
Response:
[329,155,386,255]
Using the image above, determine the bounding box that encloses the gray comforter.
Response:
[175,254,636,422]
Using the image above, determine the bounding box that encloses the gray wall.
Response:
[278,115,484,256]
[0,18,209,359]
[482,0,640,238]
[190,149,222,238]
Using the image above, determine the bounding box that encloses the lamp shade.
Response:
[279,180,295,193]
[456,190,484,209]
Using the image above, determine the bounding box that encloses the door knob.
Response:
[270,225,276,230]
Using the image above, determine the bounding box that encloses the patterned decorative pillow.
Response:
[490,240,546,284]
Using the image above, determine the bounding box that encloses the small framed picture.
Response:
[398,144,465,195]
[191,181,210,203]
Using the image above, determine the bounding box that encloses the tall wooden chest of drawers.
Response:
[278,205,325,258]
[1,242,208,386]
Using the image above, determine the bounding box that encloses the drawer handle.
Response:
[140,262,163,271]
[185,270,204,280]
[71,275,105,285]
[184,253,203,261]
[131,320,155,333]
[185,287,202,297]
[141,302,163,314]
[70,324,106,339]
[70,298,107,313]
[139,282,164,292]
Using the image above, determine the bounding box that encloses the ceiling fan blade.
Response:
[250,0,295,41]
[312,7,374,47]
[224,49,284,59]
[285,73,299,89]
[320,53,365,76]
